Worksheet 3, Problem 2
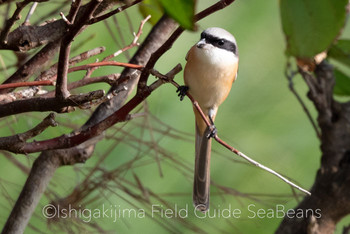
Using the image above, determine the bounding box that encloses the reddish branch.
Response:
[2,14,179,234]
[0,0,121,93]
[0,80,55,90]
[0,41,61,94]
[42,74,120,98]
[0,48,107,104]
[0,65,181,153]
[35,47,106,82]
[68,61,144,73]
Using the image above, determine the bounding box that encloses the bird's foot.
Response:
[206,115,217,138]
[206,125,217,139]
[176,85,189,101]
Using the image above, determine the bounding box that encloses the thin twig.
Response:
[0,65,180,153]
[214,135,311,195]
[112,14,130,59]
[88,0,143,24]
[23,2,38,25]
[0,90,105,118]
[0,0,32,44]
[104,15,151,60]
[285,61,321,139]
[67,61,143,74]
[103,18,123,52]
[0,80,55,90]
[159,76,311,196]
[55,0,102,99]
[35,47,105,82]
[41,74,120,98]
[0,113,57,153]
[67,0,82,24]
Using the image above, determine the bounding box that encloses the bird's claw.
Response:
[176,85,189,101]
[206,125,217,139]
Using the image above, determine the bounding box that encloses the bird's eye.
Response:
[217,39,225,46]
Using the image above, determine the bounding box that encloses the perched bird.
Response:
[177,27,239,212]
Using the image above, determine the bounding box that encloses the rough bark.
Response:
[276,62,350,234]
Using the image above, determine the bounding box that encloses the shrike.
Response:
[177,27,239,212]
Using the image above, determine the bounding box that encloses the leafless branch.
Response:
[23,2,38,25]
[103,14,151,60]
[0,113,57,153]
[36,46,106,82]
[0,80,55,90]
[0,1,119,93]
[0,90,105,118]
[1,2,171,233]
[1,1,238,232]
[55,0,103,99]
[285,61,321,139]
[42,74,120,98]
[0,0,33,45]
[157,75,311,196]
[88,0,143,24]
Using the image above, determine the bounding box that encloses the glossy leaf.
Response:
[333,68,350,96]
[280,0,348,58]
[138,0,163,25]
[328,40,350,67]
[158,0,195,30]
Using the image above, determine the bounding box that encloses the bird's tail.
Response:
[193,124,212,212]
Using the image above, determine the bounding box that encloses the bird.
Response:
[177,27,239,212]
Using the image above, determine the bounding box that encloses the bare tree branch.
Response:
[155,72,311,196]
[0,65,181,154]
[0,113,57,153]
[0,90,104,118]
[88,0,143,24]
[276,61,350,234]
[55,0,103,99]
[0,0,36,46]
[0,0,119,93]
[1,14,178,233]
[285,61,321,139]
[0,80,54,90]
[1,1,238,232]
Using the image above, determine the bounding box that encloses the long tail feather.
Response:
[193,125,211,212]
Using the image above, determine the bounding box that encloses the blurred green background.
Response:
[1,0,350,233]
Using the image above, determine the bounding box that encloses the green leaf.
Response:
[280,0,348,58]
[333,68,350,96]
[158,0,195,30]
[328,40,350,67]
[138,0,163,25]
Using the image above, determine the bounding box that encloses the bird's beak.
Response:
[196,39,206,48]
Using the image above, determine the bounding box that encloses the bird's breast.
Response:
[184,46,238,111]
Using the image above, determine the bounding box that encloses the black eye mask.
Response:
[200,32,237,55]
